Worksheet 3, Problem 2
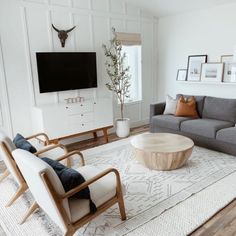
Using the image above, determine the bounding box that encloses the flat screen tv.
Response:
[36,52,97,93]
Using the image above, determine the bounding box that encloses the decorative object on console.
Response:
[187,55,207,81]
[175,95,199,118]
[200,63,224,82]
[102,27,131,138]
[51,24,76,48]
[221,55,236,83]
[163,95,177,115]
[176,69,187,81]
[64,97,85,104]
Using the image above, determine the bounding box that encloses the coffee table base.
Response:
[134,147,193,171]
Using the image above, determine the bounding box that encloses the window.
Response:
[122,45,142,103]
[116,32,142,103]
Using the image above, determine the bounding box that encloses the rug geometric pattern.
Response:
[1,136,236,236]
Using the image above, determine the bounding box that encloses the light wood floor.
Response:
[1,125,236,236]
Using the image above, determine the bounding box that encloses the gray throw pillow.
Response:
[163,95,177,115]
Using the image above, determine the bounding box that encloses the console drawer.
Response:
[68,112,93,124]
[66,102,93,115]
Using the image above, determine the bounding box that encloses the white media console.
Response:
[32,97,113,142]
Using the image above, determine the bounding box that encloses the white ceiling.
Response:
[124,0,236,17]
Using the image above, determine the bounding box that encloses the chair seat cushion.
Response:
[181,118,234,138]
[216,127,236,144]
[151,115,192,131]
[69,165,118,223]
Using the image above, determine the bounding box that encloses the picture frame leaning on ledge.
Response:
[187,55,207,81]
[176,69,187,81]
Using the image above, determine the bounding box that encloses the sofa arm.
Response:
[150,102,166,120]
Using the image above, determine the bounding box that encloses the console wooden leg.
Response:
[93,132,98,139]
[103,128,109,143]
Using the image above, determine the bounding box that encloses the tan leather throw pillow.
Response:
[175,96,199,118]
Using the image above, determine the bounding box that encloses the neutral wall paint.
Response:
[0,0,158,139]
[157,3,236,102]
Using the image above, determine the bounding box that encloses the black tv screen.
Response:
[36,52,97,93]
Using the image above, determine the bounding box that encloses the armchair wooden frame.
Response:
[40,167,126,236]
[0,132,84,220]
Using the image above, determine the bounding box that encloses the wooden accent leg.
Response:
[0,170,9,182]
[93,132,98,139]
[66,158,72,168]
[63,228,74,236]
[20,201,39,225]
[6,184,27,207]
[103,128,109,143]
[118,194,126,221]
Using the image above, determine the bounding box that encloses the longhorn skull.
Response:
[52,24,76,48]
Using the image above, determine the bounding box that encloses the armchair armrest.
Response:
[150,102,166,121]
[61,168,121,199]
[26,133,50,146]
[35,143,68,156]
[56,150,85,167]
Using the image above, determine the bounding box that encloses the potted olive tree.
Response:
[102,28,131,138]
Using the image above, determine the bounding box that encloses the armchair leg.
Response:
[0,170,9,182]
[118,194,126,221]
[64,228,74,236]
[20,201,39,224]
[6,184,27,207]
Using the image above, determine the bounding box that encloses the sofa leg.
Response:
[118,195,126,221]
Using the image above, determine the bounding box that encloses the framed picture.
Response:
[187,55,208,81]
[221,55,236,82]
[200,63,224,82]
[176,69,187,81]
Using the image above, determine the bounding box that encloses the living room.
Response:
[1,0,236,235]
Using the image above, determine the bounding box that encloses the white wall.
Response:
[157,3,236,102]
[0,0,158,138]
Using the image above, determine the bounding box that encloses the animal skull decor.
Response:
[52,24,76,48]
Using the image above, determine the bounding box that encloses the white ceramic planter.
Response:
[116,118,130,138]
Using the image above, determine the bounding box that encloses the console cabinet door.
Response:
[94,98,113,128]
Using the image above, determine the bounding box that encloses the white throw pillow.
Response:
[163,95,177,115]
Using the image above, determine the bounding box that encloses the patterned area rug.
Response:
[1,135,236,236]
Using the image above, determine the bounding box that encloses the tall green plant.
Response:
[102,28,131,120]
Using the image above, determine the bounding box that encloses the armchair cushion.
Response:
[69,165,118,222]
[42,157,96,213]
[13,134,37,153]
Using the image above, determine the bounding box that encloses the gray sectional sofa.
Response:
[150,94,236,156]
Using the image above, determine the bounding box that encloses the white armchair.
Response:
[13,149,126,236]
[0,130,74,207]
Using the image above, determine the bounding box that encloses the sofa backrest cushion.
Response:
[176,94,205,117]
[202,96,236,123]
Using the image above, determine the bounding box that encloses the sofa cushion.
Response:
[151,115,192,131]
[216,127,236,144]
[202,96,236,123]
[13,133,37,153]
[175,96,199,118]
[163,95,177,115]
[181,119,234,138]
[176,94,205,117]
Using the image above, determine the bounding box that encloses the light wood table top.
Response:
[131,133,194,171]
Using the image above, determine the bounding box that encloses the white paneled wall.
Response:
[0,0,158,138]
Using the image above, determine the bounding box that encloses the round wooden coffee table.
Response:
[131,133,194,171]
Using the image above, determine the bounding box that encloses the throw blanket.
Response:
[42,157,97,213]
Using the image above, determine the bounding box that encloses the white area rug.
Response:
[1,135,236,236]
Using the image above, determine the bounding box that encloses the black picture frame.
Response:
[187,55,208,81]
[176,69,187,81]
